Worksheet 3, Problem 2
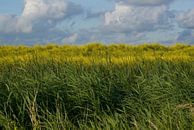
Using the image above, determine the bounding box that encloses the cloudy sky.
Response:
[0,0,194,44]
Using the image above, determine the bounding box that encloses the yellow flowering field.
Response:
[0,43,194,129]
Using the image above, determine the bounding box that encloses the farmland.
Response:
[0,43,194,129]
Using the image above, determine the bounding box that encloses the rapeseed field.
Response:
[0,43,194,129]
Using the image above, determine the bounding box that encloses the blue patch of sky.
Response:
[71,0,115,13]
[0,0,24,15]
[170,0,194,11]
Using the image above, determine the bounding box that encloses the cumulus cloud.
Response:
[0,0,187,44]
[0,0,83,44]
[67,0,176,44]
[175,8,194,44]
[62,33,78,43]
[91,0,178,44]
[23,0,68,20]
[176,9,194,29]
[0,15,18,33]
[0,0,82,34]
[104,3,173,33]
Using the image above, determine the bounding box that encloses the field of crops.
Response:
[0,43,194,129]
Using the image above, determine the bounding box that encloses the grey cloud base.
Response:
[114,0,174,6]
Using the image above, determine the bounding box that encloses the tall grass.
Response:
[0,43,194,129]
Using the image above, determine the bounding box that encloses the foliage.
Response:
[0,43,194,129]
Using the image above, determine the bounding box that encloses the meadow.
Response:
[0,43,194,129]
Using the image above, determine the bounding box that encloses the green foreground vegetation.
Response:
[0,43,194,129]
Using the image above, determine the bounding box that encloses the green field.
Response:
[0,43,194,129]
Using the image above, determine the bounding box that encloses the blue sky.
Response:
[0,0,23,14]
[0,0,194,44]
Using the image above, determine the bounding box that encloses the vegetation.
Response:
[0,43,194,129]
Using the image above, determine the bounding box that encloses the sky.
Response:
[0,0,194,45]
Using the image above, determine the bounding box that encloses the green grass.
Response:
[0,44,193,129]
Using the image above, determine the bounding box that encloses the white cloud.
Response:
[0,0,83,44]
[62,33,78,43]
[0,0,82,34]
[63,1,176,44]
[104,3,173,33]
[176,9,194,29]
[0,0,185,44]
[175,8,194,44]
[0,15,17,33]
[22,0,68,20]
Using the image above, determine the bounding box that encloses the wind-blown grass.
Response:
[0,43,194,129]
